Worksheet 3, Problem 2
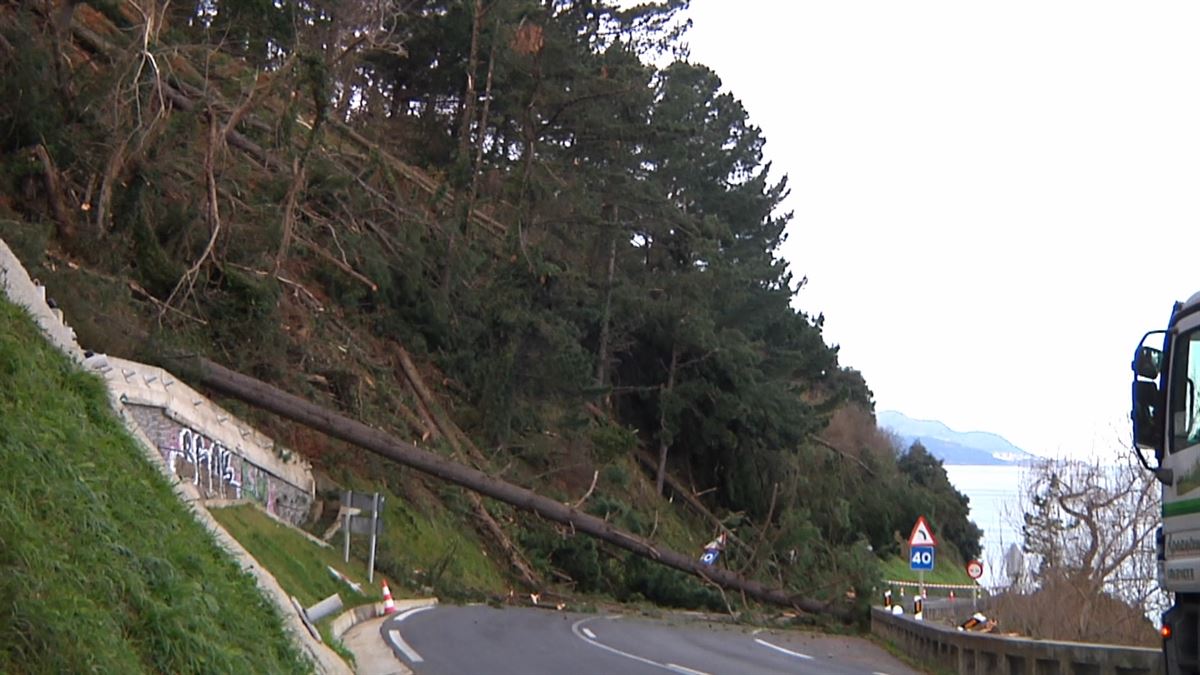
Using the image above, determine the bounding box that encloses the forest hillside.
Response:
[0,0,980,620]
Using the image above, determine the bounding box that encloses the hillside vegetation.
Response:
[0,299,307,674]
[0,0,981,627]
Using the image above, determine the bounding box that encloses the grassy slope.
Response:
[210,504,372,609]
[0,299,309,674]
[879,550,978,587]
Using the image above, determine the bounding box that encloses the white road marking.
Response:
[394,605,434,622]
[582,627,597,639]
[667,664,711,675]
[388,629,424,663]
[570,616,684,673]
[874,672,892,675]
[754,638,814,660]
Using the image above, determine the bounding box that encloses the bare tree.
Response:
[993,451,1164,646]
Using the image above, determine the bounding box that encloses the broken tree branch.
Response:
[572,470,600,509]
[294,234,378,292]
[164,109,222,313]
[32,144,76,242]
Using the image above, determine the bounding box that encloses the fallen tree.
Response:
[176,355,849,619]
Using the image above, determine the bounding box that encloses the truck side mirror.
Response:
[1136,346,1163,380]
[1133,380,1163,452]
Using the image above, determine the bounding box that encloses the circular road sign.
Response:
[966,560,984,580]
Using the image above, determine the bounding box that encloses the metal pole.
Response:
[343,490,352,564]
[368,492,379,582]
[919,570,925,601]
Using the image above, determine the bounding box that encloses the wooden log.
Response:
[394,345,484,464]
[179,355,848,619]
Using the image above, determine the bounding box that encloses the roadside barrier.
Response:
[872,607,1160,674]
[885,579,979,593]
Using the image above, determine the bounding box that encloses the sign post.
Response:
[908,516,938,600]
[368,492,380,582]
[341,490,385,580]
[965,559,984,609]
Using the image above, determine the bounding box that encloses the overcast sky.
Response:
[683,1,1200,458]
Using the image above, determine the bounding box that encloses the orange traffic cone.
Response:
[381,579,396,615]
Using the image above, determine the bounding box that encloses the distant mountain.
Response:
[877,410,1038,465]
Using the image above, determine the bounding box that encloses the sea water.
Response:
[943,464,1029,588]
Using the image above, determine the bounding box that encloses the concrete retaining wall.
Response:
[102,355,315,525]
[871,608,1162,675]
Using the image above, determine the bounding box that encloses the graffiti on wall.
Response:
[171,428,242,496]
[124,404,312,525]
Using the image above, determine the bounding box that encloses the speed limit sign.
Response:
[966,560,984,580]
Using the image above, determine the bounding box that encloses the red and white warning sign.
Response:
[966,560,984,580]
[908,515,938,548]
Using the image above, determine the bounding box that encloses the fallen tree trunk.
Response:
[178,355,847,619]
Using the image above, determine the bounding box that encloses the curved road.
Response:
[381,604,919,675]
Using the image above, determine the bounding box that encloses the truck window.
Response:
[1171,329,1200,451]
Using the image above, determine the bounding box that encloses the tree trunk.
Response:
[442,0,484,292]
[33,144,75,243]
[456,0,484,172]
[594,223,617,391]
[178,355,845,618]
[634,451,747,552]
[656,344,678,496]
[465,21,498,218]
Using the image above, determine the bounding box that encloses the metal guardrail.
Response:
[871,607,1162,675]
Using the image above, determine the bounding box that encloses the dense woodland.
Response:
[0,0,980,617]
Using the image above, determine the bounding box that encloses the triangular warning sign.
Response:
[908,516,938,547]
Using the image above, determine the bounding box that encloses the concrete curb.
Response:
[331,598,439,640]
[334,598,438,674]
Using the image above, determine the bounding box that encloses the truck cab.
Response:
[1133,291,1200,673]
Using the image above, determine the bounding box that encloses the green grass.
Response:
[0,299,310,674]
[372,486,507,597]
[210,504,372,608]
[879,550,978,587]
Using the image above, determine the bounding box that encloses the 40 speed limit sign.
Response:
[909,545,935,571]
[966,559,984,580]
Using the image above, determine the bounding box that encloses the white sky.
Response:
[683,1,1200,458]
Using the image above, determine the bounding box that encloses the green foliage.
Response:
[588,420,638,463]
[523,527,607,592]
[601,463,630,489]
[618,556,725,611]
[897,441,983,561]
[0,299,308,674]
[0,18,67,154]
[0,218,52,265]
[364,487,506,599]
[206,267,286,373]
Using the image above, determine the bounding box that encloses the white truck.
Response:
[1133,291,1200,673]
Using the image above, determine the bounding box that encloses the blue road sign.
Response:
[910,545,935,571]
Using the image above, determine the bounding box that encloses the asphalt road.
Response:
[381,604,921,675]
